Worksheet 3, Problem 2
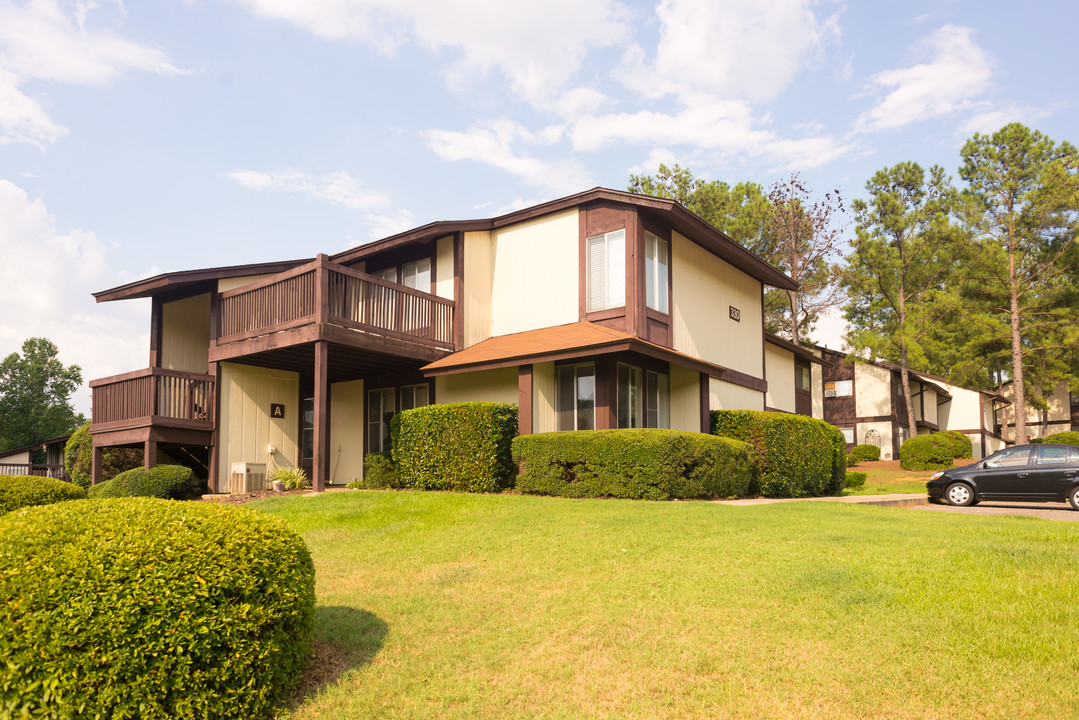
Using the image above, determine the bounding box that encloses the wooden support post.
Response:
[518,365,533,435]
[149,296,162,368]
[313,340,329,492]
[91,445,103,486]
[699,372,711,434]
[207,361,220,493]
[144,440,158,470]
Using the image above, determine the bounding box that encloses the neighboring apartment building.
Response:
[88,187,813,491]
[818,348,1009,460]
[997,379,1079,443]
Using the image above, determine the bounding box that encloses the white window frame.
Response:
[401,258,432,292]
[556,363,596,431]
[646,370,670,429]
[840,426,855,445]
[644,231,669,314]
[586,229,626,312]
[825,380,852,398]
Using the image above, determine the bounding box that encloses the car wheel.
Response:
[945,482,975,507]
[1069,486,1079,512]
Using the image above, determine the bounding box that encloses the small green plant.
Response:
[269,465,310,490]
[849,444,881,463]
[348,451,399,489]
[844,470,867,489]
[0,475,85,514]
[1045,430,1079,446]
[89,465,203,500]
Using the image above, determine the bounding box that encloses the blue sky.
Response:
[1,0,1075,413]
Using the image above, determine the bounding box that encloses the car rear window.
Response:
[1038,446,1071,464]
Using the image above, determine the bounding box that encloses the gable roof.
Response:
[764,332,827,365]
[332,187,798,291]
[93,259,310,303]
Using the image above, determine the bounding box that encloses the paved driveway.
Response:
[914,500,1079,522]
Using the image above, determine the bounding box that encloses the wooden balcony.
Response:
[90,367,215,434]
[212,255,454,364]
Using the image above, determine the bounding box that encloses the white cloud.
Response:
[957,102,1057,137]
[236,0,631,109]
[853,25,993,134]
[0,179,147,415]
[425,119,594,194]
[225,169,392,211]
[0,0,185,146]
[571,96,850,169]
[616,0,841,103]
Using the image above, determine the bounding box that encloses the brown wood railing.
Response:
[0,464,70,481]
[90,368,214,428]
[218,256,454,350]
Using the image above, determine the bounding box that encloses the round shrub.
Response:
[936,430,973,459]
[89,464,204,500]
[844,471,867,490]
[64,422,143,490]
[349,451,400,489]
[0,475,85,515]
[392,402,518,493]
[899,434,954,471]
[1045,431,1079,446]
[849,444,881,463]
[711,410,846,498]
[513,429,754,500]
[0,498,315,720]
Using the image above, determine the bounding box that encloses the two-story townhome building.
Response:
[997,379,1079,442]
[818,347,1010,460]
[88,188,811,491]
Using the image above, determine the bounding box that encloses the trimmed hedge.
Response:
[936,430,974,459]
[513,429,754,500]
[711,410,846,498]
[849,444,881,463]
[844,471,867,489]
[89,464,204,500]
[63,422,142,490]
[1045,431,1079,446]
[899,433,954,471]
[0,498,315,720]
[0,475,85,515]
[349,451,400,489]
[392,402,518,493]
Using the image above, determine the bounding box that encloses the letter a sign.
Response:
[270,403,285,419]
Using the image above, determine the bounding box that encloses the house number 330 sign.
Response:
[729,305,741,322]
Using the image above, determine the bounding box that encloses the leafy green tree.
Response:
[628,163,772,255]
[843,162,960,437]
[765,174,846,345]
[0,338,85,452]
[958,123,1079,442]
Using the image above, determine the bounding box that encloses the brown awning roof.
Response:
[422,321,766,392]
[93,258,311,302]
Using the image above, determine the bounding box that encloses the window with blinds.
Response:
[401,258,431,291]
[586,229,626,312]
[644,231,668,313]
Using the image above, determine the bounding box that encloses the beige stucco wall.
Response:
[670,364,701,432]
[218,363,299,483]
[435,235,454,300]
[855,363,891,417]
[531,362,557,434]
[218,274,272,293]
[985,434,1007,455]
[330,379,364,484]
[764,343,795,413]
[160,293,211,373]
[858,420,894,460]
[811,361,824,419]
[463,230,494,347]
[709,377,764,412]
[671,231,763,378]
[436,367,519,405]
[489,209,579,337]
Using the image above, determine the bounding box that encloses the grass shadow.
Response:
[290,605,388,706]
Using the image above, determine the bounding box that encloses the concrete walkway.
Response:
[714,493,927,508]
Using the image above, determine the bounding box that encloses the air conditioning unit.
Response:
[824,390,836,398]
[230,462,267,494]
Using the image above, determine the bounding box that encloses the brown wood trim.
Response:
[208,361,221,493]
[216,316,316,346]
[94,259,309,303]
[627,208,642,339]
[583,307,625,322]
[313,341,329,492]
[149,296,162,368]
[595,356,615,430]
[700,372,710,433]
[453,231,464,350]
[209,290,220,346]
[319,323,449,362]
[578,209,588,321]
[219,260,320,299]
[716,367,768,394]
[518,365,533,435]
[327,317,454,351]
[89,366,215,387]
[90,416,214,434]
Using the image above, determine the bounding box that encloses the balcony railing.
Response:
[218,257,454,350]
[0,463,70,482]
[90,368,214,430]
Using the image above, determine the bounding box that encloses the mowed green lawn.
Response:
[255,491,1079,719]
[844,460,949,495]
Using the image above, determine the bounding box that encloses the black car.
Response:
[926,443,1079,509]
